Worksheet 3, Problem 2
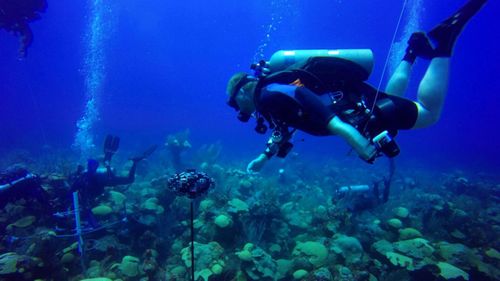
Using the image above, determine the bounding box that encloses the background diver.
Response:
[226,0,487,173]
[0,0,47,58]
[71,135,157,226]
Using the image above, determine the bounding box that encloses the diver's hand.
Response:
[246,154,268,173]
[358,142,378,163]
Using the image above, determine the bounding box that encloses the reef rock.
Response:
[281,202,312,229]
[0,252,19,275]
[276,259,293,279]
[393,207,409,219]
[293,241,328,268]
[372,239,393,256]
[236,243,254,261]
[331,234,363,265]
[0,252,43,277]
[436,242,474,267]
[228,198,249,213]
[437,262,469,280]
[398,228,423,240]
[109,191,126,205]
[214,214,232,228]
[385,252,414,270]
[311,267,333,281]
[387,218,403,229]
[6,215,36,230]
[91,205,113,216]
[118,256,140,277]
[293,269,308,279]
[485,248,500,260]
[393,238,434,259]
[141,197,164,215]
[239,245,277,280]
[181,241,225,281]
[199,199,215,212]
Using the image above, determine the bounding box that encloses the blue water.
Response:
[1,0,499,174]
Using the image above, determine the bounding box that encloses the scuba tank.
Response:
[267,49,374,79]
[336,184,371,197]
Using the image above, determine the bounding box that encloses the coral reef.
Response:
[0,148,498,281]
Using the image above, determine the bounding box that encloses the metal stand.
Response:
[72,191,86,274]
[190,201,195,281]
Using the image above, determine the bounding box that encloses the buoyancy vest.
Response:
[254,56,382,137]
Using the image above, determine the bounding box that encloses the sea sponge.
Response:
[398,228,423,240]
[387,218,403,229]
[170,265,186,277]
[293,269,308,279]
[276,259,293,279]
[91,205,113,216]
[236,250,252,261]
[199,199,215,212]
[228,198,249,213]
[109,191,126,205]
[118,256,140,277]
[393,207,409,218]
[142,198,164,215]
[485,248,500,260]
[243,243,254,251]
[211,263,223,275]
[214,214,232,228]
[61,252,75,264]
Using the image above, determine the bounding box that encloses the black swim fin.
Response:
[403,32,436,63]
[130,144,158,163]
[428,0,487,56]
[104,135,120,163]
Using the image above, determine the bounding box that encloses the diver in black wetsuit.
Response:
[0,0,47,58]
[71,135,157,208]
[226,0,487,173]
[0,166,54,215]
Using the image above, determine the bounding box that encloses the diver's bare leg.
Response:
[410,0,486,128]
[385,61,412,97]
[412,57,450,128]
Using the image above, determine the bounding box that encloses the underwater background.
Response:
[0,0,499,280]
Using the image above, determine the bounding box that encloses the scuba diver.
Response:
[0,0,48,58]
[71,135,158,209]
[226,0,487,173]
[0,166,51,209]
[334,158,395,212]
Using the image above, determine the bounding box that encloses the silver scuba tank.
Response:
[268,49,374,77]
[336,184,371,196]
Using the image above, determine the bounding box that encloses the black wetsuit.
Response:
[0,167,52,211]
[257,82,418,138]
[71,163,138,207]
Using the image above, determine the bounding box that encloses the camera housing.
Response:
[372,131,400,158]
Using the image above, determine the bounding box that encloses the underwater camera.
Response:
[372,131,400,158]
[167,169,215,199]
[276,142,293,158]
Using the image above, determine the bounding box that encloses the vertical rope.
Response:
[365,0,409,132]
